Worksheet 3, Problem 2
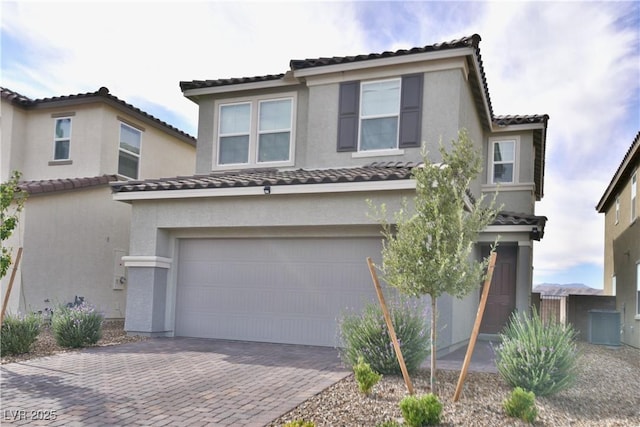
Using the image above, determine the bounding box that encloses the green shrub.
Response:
[338,298,429,375]
[504,387,538,423]
[495,308,578,396]
[399,393,442,426]
[354,355,382,395]
[376,420,402,427]
[52,302,104,348]
[0,312,41,356]
[282,421,314,427]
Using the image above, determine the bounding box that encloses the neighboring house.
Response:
[112,34,549,353]
[0,87,196,319]
[596,131,640,348]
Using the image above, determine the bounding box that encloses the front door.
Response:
[480,245,517,334]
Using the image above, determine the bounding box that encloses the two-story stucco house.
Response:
[112,35,549,354]
[1,87,196,319]
[596,131,639,348]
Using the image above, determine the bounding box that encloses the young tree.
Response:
[1,171,27,278]
[371,130,498,394]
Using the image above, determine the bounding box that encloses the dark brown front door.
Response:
[480,245,517,334]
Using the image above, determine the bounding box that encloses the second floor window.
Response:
[217,96,293,167]
[359,79,400,151]
[54,118,72,160]
[118,123,142,179]
[491,139,516,184]
[632,170,637,222]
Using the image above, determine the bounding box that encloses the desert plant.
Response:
[51,301,104,348]
[377,420,402,427]
[0,312,41,356]
[338,298,429,375]
[282,421,315,427]
[503,387,538,423]
[353,356,382,395]
[369,130,499,393]
[399,393,442,426]
[495,308,578,396]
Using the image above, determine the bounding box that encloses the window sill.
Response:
[482,182,535,192]
[351,149,405,159]
[48,159,73,166]
[635,315,640,321]
[215,160,295,171]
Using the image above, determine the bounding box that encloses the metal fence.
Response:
[539,295,567,324]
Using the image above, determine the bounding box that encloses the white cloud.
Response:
[1,1,366,133]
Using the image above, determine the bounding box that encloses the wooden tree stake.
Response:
[1,247,23,328]
[366,257,415,395]
[453,251,497,402]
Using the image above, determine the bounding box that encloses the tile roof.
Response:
[596,131,640,212]
[109,163,545,236]
[493,115,549,127]
[180,34,495,118]
[288,34,482,70]
[0,86,196,145]
[493,211,547,227]
[19,175,118,195]
[111,163,417,193]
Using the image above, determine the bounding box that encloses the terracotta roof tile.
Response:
[20,175,118,195]
[288,34,481,70]
[493,211,547,227]
[493,115,549,127]
[179,74,286,91]
[111,163,416,193]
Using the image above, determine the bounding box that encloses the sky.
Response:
[1,1,639,289]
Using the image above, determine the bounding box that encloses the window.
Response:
[217,96,293,167]
[359,79,400,151]
[612,274,616,296]
[637,263,640,316]
[615,195,620,224]
[53,118,72,160]
[118,123,141,179]
[632,170,637,222]
[490,139,516,184]
[337,74,423,153]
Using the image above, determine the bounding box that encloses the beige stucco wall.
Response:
[1,98,29,182]
[603,170,639,295]
[12,187,131,318]
[2,101,195,182]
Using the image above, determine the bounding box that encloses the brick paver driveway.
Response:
[0,338,350,426]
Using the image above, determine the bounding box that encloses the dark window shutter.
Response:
[337,81,360,152]
[399,73,423,148]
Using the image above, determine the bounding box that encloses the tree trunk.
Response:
[430,296,437,395]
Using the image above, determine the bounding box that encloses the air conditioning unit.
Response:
[588,310,621,346]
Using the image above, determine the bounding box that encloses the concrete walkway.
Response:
[0,338,350,427]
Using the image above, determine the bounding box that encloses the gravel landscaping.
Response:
[267,342,639,427]
[2,323,638,426]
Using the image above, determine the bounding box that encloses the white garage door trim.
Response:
[175,236,383,347]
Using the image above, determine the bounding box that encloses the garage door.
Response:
[175,237,383,347]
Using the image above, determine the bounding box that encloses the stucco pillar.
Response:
[516,241,533,312]
[122,256,171,336]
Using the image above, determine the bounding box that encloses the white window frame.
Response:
[631,170,637,222]
[636,262,640,317]
[215,93,296,169]
[358,78,401,152]
[615,195,620,224]
[612,274,616,297]
[488,136,519,185]
[118,122,142,180]
[53,117,72,160]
